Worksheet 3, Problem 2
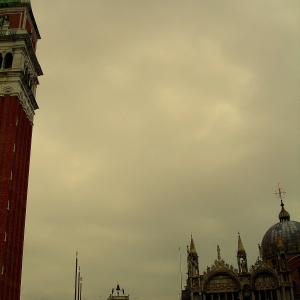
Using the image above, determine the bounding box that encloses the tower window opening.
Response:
[0,53,2,68]
[4,52,13,69]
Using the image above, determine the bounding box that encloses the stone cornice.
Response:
[0,70,38,109]
[0,71,38,124]
[0,30,43,75]
[0,85,35,124]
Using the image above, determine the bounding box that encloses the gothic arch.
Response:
[203,270,241,293]
[251,269,279,289]
[251,271,279,300]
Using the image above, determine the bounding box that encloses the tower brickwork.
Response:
[0,0,42,299]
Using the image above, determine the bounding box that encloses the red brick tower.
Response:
[0,0,42,299]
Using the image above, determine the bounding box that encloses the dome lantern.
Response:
[274,183,290,222]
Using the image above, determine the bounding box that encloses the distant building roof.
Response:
[0,0,30,3]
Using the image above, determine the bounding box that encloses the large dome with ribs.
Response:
[261,203,300,260]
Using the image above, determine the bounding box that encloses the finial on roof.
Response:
[274,183,290,222]
[190,234,197,253]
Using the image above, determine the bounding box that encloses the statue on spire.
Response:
[217,245,221,260]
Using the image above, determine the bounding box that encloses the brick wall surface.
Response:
[0,94,33,300]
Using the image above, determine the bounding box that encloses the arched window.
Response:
[204,274,240,300]
[4,52,13,69]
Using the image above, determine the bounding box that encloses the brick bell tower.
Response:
[0,0,42,299]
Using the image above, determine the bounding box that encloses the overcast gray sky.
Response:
[21,1,300,300]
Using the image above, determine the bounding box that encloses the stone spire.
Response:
[190,235,197,253]
[237,232,248,273]
[237,232,246,255]
[185,235,200,295]
[187,235,199,276]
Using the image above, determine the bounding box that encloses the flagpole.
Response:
[79,277,82,300]
[179,247,182,300]
[74,252,78,300]
[77,266,81,300]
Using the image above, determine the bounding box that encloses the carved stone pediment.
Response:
[203,259,238,280]
[249,258,275,275]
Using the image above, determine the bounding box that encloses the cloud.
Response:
[21,1,300,300]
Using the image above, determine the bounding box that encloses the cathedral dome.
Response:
[261,216,300,260]
[262,185,300,260]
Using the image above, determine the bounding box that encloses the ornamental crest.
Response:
[203,259,238,279]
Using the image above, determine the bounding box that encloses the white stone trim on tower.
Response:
[0,81,35,124]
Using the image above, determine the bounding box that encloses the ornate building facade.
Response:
[0,0,42,299]
[182,186,300,300]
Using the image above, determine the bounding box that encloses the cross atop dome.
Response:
[274,183,290,222]
[274,182,286,203]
